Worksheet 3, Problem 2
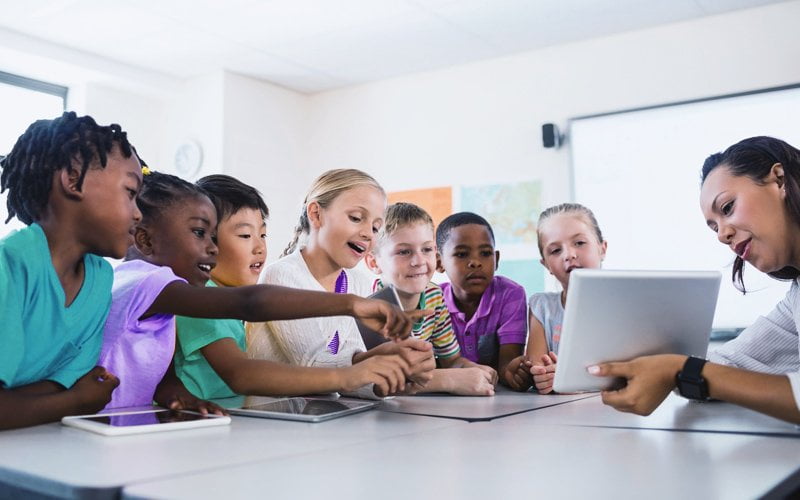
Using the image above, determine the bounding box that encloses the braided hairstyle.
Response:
[0,111,134,224]
[282,169,385,257]
[136,169,210,226]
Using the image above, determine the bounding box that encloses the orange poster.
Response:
[387,186,453,228]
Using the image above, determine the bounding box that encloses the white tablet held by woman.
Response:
[552,269,721,393]
[61,409,231,436]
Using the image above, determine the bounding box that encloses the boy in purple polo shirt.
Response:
[436,212,529,391]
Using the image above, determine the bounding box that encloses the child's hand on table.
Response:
[503,355,532,391]
[530,352,558,394]
[71,366,119,413]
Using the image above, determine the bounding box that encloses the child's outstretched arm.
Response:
[201,338,410,396]
[148,282,426,340]
[0,367,118,430]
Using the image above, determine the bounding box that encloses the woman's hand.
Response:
[589,354,686,416]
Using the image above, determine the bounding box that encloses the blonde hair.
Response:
[374,202,434,252]
[282,169,385,257]
[536,203,604,256]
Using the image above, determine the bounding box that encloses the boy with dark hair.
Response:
[436,212,529,390]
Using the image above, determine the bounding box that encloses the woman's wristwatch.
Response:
[675,356,710,401]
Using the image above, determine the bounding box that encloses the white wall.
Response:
[221,72,308,260]
[302,0,800,290]
[6,0,800,280]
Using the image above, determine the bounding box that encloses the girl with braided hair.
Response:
[0,112,139,429]
[99,170,422,408]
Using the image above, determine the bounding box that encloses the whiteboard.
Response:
[569,86,800,329]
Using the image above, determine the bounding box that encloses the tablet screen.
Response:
[84,410,210,427]
[241,398,356,416]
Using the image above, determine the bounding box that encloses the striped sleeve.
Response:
[424,284,460,359]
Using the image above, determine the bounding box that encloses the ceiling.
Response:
[0,0,789,94]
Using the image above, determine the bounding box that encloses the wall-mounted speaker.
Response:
[542,123,563,149]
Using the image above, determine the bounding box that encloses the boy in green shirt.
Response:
[174,175,425,399]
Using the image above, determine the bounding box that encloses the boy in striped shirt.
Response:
[365,203,498,395]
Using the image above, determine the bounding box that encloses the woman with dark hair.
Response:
[590,136,800,424]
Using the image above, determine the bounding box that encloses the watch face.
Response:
[174,141,203,178]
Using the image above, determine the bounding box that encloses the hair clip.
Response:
[141,166,152,176]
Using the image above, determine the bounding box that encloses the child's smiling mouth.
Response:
[347,242,366,255]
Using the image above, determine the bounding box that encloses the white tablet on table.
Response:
[229,397,378,423]
[61,409,231,436]
[552,269,721,393]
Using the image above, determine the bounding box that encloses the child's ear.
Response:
[133,226,154,256]
[307,201,322,229]
[600,240,608,261]
[436,253,445,273]
[494,250,501,270]
[58,167,85,201]
[364,252,382,275]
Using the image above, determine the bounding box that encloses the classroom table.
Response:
[122,412,800,500]
[526,392,800,437]
[4,392,800,499]
[0,406,464,499]
[379,387,595,421]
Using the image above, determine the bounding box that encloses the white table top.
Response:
[122,416,800,500]
[379,387,595,421]
[525,392,800,436]
[0,407,463,499]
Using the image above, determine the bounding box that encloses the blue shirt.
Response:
[0,224,113,389]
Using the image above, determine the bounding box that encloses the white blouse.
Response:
[709,279,800,411]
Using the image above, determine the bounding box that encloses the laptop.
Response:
[552,269,721,393]
[356,285,403,349]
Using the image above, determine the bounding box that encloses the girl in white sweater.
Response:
[247,169,435,397]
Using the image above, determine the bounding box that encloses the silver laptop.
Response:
[552,269,721,393]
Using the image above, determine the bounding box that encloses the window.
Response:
[0,71,67,238]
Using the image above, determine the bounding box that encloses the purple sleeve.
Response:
[497,281,528,345]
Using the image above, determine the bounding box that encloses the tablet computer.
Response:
[357,285,402,349]
[228,397,379,422]
[61,409,231,436]
[552,269,721,393]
